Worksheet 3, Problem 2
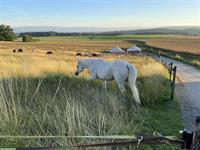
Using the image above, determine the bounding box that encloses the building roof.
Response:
[109,47,125,53]
[127,46,142,52]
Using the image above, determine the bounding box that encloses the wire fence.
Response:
[154,56,177,100]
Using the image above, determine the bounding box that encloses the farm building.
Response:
[127,45,142,55]
[109,47,125,53]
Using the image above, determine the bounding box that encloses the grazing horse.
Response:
[75,59,141,105]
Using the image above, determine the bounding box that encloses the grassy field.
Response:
[36,35,172,42]
[0,36,183,149]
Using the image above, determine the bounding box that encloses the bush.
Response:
[22,35,40,42]
[22,35,33,42]
[0,24,16,41]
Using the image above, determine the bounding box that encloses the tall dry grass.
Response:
[0,53,166,78]
[0,53,182,149]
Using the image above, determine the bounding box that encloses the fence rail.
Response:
[75,116,200,149]
[0,116,199,149]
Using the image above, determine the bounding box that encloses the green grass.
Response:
[38,36,91,42]
[87,35,170,41]
[33,35,174,43]
[0,149,16,150]
[0,73,182,149]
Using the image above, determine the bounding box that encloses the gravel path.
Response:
[161,57,200,130]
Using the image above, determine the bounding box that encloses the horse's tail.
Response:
[127,64,141,105]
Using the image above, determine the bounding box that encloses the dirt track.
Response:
[161,57,200,130]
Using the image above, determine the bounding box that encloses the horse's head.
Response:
[75,59,84,76]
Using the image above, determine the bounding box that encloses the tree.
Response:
[22,35,33,42]
[0,24,16,41]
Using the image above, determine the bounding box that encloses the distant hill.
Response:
[14,26,200,36]
[116,26,200,35]
[13,26,134,33]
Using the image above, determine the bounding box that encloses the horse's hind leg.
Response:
[118,84,126,93]
[102,80,107,90]
[116,81,126,93]
[116,82,126,100]
[114,74,126,93]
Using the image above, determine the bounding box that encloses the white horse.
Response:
[75,59,141,105]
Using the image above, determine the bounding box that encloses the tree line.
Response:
[19,31,121,37]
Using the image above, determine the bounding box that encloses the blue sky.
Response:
[0,0,199,28]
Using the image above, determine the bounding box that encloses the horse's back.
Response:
[112,60,129,70]
[112,60,128,65]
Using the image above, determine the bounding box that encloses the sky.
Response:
[0,0,200,28]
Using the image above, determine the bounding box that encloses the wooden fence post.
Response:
[170,66,177,100]
[190,116,200,150]
[169,62,173,80]
[194,59,197,65]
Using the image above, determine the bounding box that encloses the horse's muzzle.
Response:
[75,72,78,76]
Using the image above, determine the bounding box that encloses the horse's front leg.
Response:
[87,74,96,81]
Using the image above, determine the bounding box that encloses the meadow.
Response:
[0,36,183,149]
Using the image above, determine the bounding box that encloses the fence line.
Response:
[0,133,184,148]
[74,133,183,148]
[155,56,177,100]
[0,135,137,140]
[0,116,199,150]
[75,116,199,149]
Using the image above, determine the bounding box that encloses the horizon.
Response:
[0,0,200,28]
[13,25,200,28]
[12,25,200,33]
